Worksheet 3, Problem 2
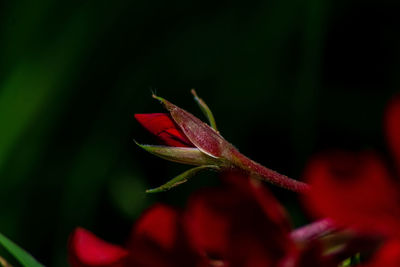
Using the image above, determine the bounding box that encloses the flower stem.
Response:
[231,150,310,193]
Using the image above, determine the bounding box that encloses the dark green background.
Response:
[0,0,399,266]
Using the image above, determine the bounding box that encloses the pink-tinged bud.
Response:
[152,95,232,158]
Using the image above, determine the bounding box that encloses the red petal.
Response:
[68,227,129,267]
[304,151,400,238]
[135,113,194,147]
[184,190,231,259]
[284,241,336,267]
[226,173,292,233]
[385,95,400,170]
[131,204,178,251]
[366,240,400,267]
[184,171,291,265]
[229,239,273,267]
[128,204,200,267]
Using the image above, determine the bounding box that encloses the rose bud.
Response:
[135,90,309,193]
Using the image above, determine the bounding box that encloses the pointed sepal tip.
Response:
[145,165,219,193]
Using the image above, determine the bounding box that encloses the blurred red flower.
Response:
[183,173,294,267]
[303,95,400,266]
[69,172,328,267]
[69,204,201,267]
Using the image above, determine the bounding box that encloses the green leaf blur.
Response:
[0,232,44,267]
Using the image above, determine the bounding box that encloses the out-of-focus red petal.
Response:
[132,204,178,251]
[304,151,400,238]
[385,95,400,169]
[68,227,129,267]
[229,239,272,267]
[287,241,337,267]
[184,189,231,259]
[366,240,400,267]
[226,174,292,234]
[128,204,200,267]
[135,113,194,147]
[184,171,292,265]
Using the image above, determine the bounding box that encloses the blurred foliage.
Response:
[0,0,399,266]
[0,232,44,267]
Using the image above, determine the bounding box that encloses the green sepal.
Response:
[135,141,220,166]
[152,94,166,103]
[191,89,218,131]
[146,165,219,193]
